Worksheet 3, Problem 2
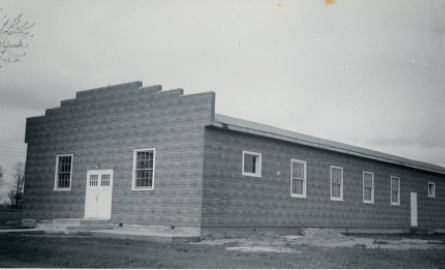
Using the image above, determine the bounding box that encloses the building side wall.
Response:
[24,82,215,229]
[202,127,445,233]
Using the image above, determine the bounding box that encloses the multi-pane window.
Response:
[244,154,256,174]
[391,176,400,205]
[428,182,435,198]
[132,149,155,190]
[101,174,111,186]
[330,166,343,201]
[363,172,374,203]
[89,174,98,186]
[291,159,307,198]
[242,151,262,177]
[55,155,73,191]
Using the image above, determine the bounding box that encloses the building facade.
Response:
[23,82,445,235]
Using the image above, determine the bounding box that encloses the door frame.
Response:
[410,192,418,227]
[84,169,114,219]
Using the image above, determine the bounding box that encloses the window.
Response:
[54,154,73,191]
[363,172,374,203]
[391,176,400,205]
[330,166,343,201]
[291,159,307,198]
[428,182,435,198]
[242,151,262,177]
[132,148,155,190]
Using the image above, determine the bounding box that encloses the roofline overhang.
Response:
[208,121,445,176]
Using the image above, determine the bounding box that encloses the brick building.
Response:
[23,81,445,236]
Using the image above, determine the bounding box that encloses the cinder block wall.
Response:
[24,81,215,229]
[202,127,445,233]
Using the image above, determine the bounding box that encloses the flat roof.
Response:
[210,114,445,175]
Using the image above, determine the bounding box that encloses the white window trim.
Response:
[290,159,307,198]
[363,171,374,204]
[428,182,435,198]
[54,154,73,191]
[132,148,156,191]
[242,150,262,177]
[330,166,343,201]
[390,176,401,206]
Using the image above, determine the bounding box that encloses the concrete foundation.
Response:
[112,223,200,235]
[201,226,413,238]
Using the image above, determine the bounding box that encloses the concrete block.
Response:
[55,218,81,225]
[202,127,445,231]
[24,82,213,231]
[80,219,110,225]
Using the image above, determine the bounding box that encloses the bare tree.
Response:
[0,8,34,68]
[0,165,8,208]
[7,190,17,208]
[9,162,25,209]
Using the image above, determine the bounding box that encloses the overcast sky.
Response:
[0,0,444,200]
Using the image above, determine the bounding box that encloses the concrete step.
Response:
[90,230,201,243]
[35,219,81,234]
[36,219,53,224]
[80,219,110,225]
[65,224,114,235]
[35,223,66,231]
[54,219,81,225]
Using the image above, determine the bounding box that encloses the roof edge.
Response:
[208,120,445,176]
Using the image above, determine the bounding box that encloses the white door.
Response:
[85,170,113,219]
[410,192,418,227]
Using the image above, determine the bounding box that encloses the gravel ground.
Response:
[196,229,445,252]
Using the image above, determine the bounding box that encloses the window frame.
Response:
[290,159,307,198]
[363,171,374,204]
[54,154,73,191]
[330,166,343,201]
[242,150,262,177]
[132,148,156,191]
[428,182,435,198]
[390,176,401,206]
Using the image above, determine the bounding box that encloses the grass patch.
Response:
[0,210,23,229]
[0,234,444,268]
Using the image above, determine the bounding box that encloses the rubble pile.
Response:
[300,228,353,243]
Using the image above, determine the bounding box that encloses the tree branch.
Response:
[0,8,34,68]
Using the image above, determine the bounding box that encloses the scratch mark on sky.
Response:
[325,0,336,6]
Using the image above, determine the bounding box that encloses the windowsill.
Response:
[428,195,435,198]
[291,194,306,199]
[330,197,343,201]
[242,172,261,178]
[54,188,71,191]
[391,202,400,206]
[132,187,154,191]
[363,200,374,204]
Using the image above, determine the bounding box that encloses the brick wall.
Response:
[202,127,445,232]
[24,81,215,228]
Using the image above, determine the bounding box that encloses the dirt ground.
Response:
[195,228,445,252]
